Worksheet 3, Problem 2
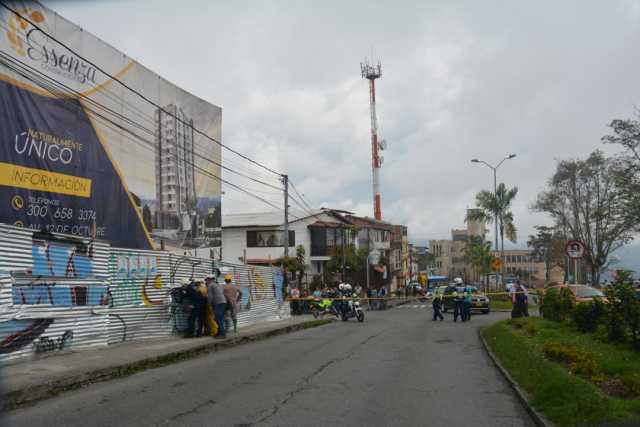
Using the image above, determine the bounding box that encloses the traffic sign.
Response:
[491,258,503,271]
[565,240,586,259]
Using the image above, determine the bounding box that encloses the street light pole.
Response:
[471,154,516,286]
[470,154,516,252]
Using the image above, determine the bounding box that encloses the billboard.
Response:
[0,1,222,250]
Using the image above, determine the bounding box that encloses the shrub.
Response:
[603,270,640,346]
[620,373,640,396]
[540,287,574,322]
[542,341,600,379]
[571,299,606,333]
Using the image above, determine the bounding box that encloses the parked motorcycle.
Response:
[310,298,340,319]
[341,298,365,322]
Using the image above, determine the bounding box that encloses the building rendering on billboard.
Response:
[0,1,222,250]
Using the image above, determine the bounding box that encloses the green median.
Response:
[482,318,640,427]
[489,298,538,311]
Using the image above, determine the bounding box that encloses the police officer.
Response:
[432,289,444,321]
[462,286,473,322]
[452,278,464,322]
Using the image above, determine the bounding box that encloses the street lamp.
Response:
[470,154,517,252]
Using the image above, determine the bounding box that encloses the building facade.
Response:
[492,249,547,286]
[222,209,397,289]
[428,209,486,279]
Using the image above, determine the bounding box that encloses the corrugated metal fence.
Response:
[0,225,287,363]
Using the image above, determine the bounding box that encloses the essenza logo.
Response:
[5,7,97,85]
[5,7,43,57]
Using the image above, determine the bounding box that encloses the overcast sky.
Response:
[44,0,640,248]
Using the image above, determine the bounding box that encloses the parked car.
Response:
[441,285,490,314]
[540,284,607,304]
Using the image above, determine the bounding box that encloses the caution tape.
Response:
[285,290,539,303]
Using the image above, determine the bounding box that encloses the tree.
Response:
[467,183,518,260]
[602,118,640,228]
[533,151,635,286]
[527,225,566,281]
[325,244,369,283]
[463,236,496,286]
[281,245,306,284]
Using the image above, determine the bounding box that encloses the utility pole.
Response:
[283,174,289,258]
[365,228,371,292]
[341,227,346,283]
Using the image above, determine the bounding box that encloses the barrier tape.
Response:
[285,290,539,302]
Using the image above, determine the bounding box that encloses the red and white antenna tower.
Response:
[361,58,384,220]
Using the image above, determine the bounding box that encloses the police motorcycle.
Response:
[338,283,365,322]
[310,298,340,319]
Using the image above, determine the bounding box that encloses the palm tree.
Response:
[466,183,518,262]
[463,236,496,289]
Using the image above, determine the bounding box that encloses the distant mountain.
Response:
[610,242,640,273]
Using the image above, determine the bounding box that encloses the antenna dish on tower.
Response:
[379,139,387,150]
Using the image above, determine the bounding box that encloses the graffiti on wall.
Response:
[32,240,94,278]
[110,254,164,307]
[12,282,108,306]
[34,330,74,353]
[0,319,53,354]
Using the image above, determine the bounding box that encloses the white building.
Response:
[222,210,349,276]
[222,209,393,285]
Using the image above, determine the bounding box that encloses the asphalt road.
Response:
[3,305,534,427]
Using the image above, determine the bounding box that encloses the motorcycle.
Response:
[310,298,340,319]
[340,298,365,322]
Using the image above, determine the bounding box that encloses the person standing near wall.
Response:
[207,274,227,339]
[186,279,206,337]
[223,274,243,334]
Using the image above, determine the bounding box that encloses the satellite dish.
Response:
[379,156,384,165]
[379,139,387,150]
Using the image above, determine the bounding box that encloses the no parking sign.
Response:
[565,240,586,259]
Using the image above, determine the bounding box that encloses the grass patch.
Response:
[490,299,538,311]
[490,300,514,310]
[483,318,640,426]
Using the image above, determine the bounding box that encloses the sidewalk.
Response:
[0,316,332,412]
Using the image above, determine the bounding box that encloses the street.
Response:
[3,306,534,427]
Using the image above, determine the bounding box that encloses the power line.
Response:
[0,2,283,177]
[0,52,285,212]
[0,42,283,193]
[289,180,315,213]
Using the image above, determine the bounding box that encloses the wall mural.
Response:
[0,234,284,360]
[109,253,164,307]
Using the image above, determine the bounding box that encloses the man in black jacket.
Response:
[185,279,206,337]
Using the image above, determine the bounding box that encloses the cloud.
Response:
[45,0,640,250]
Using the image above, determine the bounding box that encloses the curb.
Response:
[478,328,554,427]
[1,318,333,412]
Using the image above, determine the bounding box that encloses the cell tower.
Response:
[361,58,384,221]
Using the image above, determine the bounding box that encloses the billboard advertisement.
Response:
[0,1,222,250]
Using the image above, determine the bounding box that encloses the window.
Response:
[246,230,295,247]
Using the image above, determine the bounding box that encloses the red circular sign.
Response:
[565,240,585,259]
